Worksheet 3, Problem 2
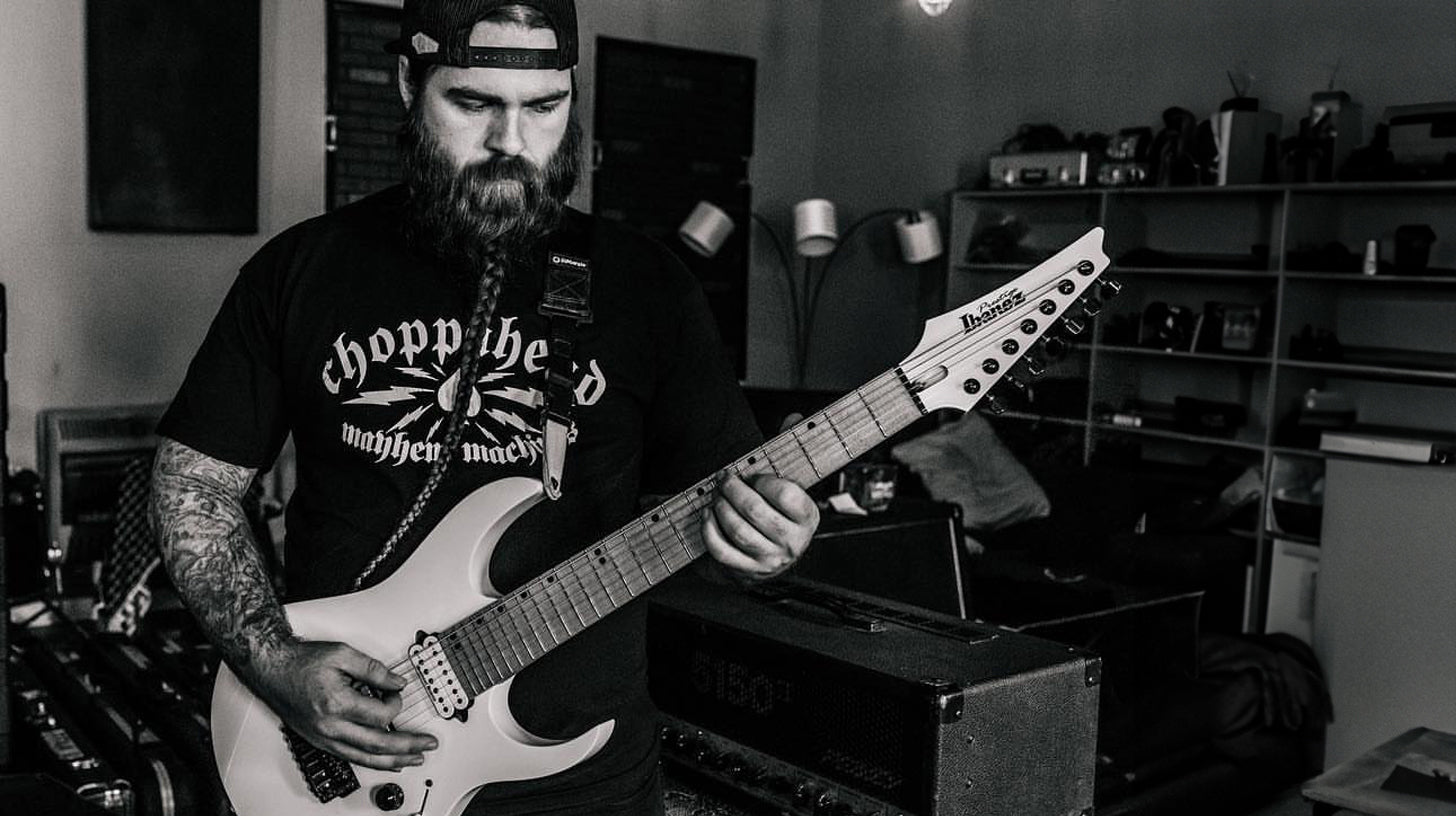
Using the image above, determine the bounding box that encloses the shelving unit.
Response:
[947,181,1456,633]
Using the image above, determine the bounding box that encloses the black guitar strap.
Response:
[537,230,594,500]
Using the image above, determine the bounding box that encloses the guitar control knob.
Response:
[372,783,405,812]
[794,784,822,806]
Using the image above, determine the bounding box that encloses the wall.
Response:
[4,1,1454,463]
[806,0,1456,390]
[0,0,820,469]
[1,0,326,469]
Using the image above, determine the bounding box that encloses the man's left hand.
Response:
[702,473,819,581]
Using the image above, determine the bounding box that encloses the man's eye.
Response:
[531,102,560,115]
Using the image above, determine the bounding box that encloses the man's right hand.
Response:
[253,639,439,770]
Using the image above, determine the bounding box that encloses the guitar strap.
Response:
[536,228,594,501]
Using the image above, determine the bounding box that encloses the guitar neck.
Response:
[437,370,925,694]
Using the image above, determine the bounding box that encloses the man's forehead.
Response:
[468,19,559,50]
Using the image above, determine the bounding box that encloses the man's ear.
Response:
[397,55,415,109]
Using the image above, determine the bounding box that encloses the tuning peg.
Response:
[1003,375,1028,392]
[1081,297,1104,317]
[982,395,1007,415]
[1061,316,1087,336]
[1100,279,1123,299]
[1024,357,1047,378]
[1042,336,1070,359]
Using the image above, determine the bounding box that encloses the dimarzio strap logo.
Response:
[550,253,589,270]
[960,289,1025,331]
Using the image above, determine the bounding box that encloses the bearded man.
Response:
[150,2,819,813]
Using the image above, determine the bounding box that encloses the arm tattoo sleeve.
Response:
[150,437,292,685]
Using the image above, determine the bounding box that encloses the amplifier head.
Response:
[647,577,1099,816]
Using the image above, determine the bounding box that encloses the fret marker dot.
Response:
[807,421,816,429]
[748,456,757,464]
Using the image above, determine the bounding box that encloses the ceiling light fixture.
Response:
[918,0,954,17]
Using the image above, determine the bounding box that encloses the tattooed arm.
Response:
[149,437,437,769]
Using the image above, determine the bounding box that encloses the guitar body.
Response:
[210,476,615,816]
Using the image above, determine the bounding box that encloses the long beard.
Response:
[399,103,583,277]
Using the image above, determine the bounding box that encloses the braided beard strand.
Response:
[357,105,583,587]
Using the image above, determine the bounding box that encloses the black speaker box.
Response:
[792,500,967,618]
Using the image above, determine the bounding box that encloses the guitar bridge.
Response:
[410,632,473,722]
[282,725,360,803]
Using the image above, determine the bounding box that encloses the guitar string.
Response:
[384,268,1100,727]
[381,264,1103,726]
[383,266,1101,727]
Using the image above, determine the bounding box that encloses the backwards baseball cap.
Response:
[385,0,578,70]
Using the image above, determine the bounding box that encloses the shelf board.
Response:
[1111,266,1278,279]
[990,410,1087,427]
[1099,345,1272,364]
[953,262,1043,274]
[1090,421,1267,451]
[952,180,1456,197]
[1277,357,1456,383]
[1270,445,1327,459]
[1283,271,1456,285]
[952,188,1100,199]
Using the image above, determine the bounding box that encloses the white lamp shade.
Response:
[895,211,943,263]
[793,198,838,257]
[678,201,736,258]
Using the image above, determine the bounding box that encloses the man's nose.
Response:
[487,109,526,157]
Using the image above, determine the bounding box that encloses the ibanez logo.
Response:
[960,289,1026,331]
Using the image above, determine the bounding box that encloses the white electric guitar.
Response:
[210,228,1113,816]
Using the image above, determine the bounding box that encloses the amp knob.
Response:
[372,782,405,812]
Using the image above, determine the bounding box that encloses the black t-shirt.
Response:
[159,186,760,805]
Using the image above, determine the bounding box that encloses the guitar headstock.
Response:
[900,227,1115,415]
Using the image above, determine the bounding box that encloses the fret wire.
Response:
[856,387,889,438]
[789,426,822,480]
[576,560,605,619]
[604,537,638,602]
[515,603,546,657]
[554,572,586,633]
[477,625,506,686]
[487,613,524,672]
[624,524,658,586]
[453,630,482,694]
[592,541,633,607]
[566,561,600,624]
[440,631,478,694]
[528,590,562,647]
[607,538,646,597]
[823,410,854,459]
[639,518,674,581]
[540,576,574,637]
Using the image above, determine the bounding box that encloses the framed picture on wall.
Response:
[86,0,261,233]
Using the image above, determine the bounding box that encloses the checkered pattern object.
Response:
[98,453,160,631]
